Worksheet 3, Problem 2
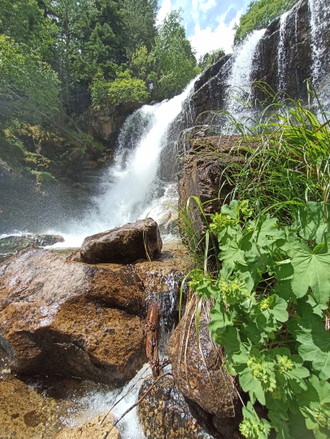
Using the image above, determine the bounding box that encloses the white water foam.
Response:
[309,0,330,88]
[277,11,290,92]
[225,28,266,125]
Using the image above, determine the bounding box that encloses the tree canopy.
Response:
[0,0,198,127]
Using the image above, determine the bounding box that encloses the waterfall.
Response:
[224,28,266,128]
[309,0,330,88]
[92,83,194,228]
[277,11,290,91]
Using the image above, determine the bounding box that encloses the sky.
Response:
[157,0,250,60]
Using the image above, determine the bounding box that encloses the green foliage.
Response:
[215,82,330,224]
[123,0,158,61]
[190,199,330,438]
[149,10,198,101]
[0,35,60,122]
[234,0,297,45]
[31,170,55,183]
[198,48,226,71]
[91,70,148,108]
[0,0,57,61]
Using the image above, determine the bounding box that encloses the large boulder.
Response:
[0,376,59,439]
[80,218,162,264]
[0,248,147,384]
[167,295,241,426]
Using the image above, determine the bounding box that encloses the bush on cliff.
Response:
[234,0,297,45]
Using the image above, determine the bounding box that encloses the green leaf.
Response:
[288,305,330,380]
[239,368,266,405]
[254,214,280,246]
[209,301,233,334]
[293,202,330,244]
[289,240,330,304]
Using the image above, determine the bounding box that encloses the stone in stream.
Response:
[167,295,243,438]
[79,218,162,264]
[138,375,219,439]
[0,247,147,385]
[0,234,64,254]
[55,412,120,439]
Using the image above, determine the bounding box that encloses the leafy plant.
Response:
[234,0,297,45]
[190,199,330,438]
[91,70,148,108]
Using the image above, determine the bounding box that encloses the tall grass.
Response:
[219,81,330,223]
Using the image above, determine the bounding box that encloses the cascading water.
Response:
[225,29,266,127]
[309,0,330,88]
[277,11,290,91]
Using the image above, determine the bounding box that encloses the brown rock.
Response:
[167,295,241,422]
[0,376,59,439]
[138,375,217,439]
[0,248,147,384]
[55,412,120,439]
[178,136,247,236]
[80,218,162,264]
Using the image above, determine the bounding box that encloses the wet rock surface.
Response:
[55,412,120,439]
[138,375,217,439]
[0,373,60,439]
[80,218,162,264]
[178,136,249,234]
[167,296,241,424]
[0,234,64,254]
[0,248,147,384]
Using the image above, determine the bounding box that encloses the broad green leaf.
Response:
[209,301,233,334]
[239,368,266,405]
[254,214,280,247]
[221,326,241,363]
[290,240,330,304]
[298,375,330,436]
[288,309,330,380]
[293,202,330,244]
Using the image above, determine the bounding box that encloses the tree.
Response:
[91,69,148,108]
[149,10,198,101]
[0,35,60,123]
[234,0,297,45]
[123,0,158,62]
[0,0,57,61]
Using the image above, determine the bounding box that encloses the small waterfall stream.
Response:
[226,28,266,119]
[278,11,290,91]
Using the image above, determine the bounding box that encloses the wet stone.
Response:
[138,375,218,439]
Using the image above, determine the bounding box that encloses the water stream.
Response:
[278,11,290,92]
[226,29,266,120]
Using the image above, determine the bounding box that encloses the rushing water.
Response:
[226,29,266,113]
[277,11,290,92]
